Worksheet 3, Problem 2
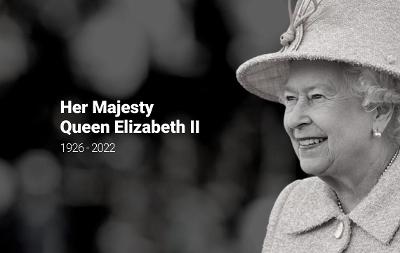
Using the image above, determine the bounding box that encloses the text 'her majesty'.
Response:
[60,100,154,118]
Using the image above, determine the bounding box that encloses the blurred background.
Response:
[0,0,306,252]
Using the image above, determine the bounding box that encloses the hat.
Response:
[236,0,400,103]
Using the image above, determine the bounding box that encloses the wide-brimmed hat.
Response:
[236,0,400,103]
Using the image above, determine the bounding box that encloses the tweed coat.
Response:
[262,157,400,253]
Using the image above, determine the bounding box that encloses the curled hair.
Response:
[343,64,400,142]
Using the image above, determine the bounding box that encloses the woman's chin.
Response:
[299,158,330,176]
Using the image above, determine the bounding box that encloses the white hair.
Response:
[343,65,400,143]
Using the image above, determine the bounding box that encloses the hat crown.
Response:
[236,0,400,102]
[285,0,400,59]
[280,0,320,50]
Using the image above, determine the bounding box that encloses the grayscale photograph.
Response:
[1,0,399,252]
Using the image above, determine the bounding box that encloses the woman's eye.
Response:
[285,96,297,102]
[310,94,324,100]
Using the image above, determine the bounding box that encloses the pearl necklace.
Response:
[335,148,400,214]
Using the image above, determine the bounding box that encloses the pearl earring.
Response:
[373,129,382,137]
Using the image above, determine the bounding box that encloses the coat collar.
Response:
[281,177,341,234]
[281,157,400,245]
[349,156,400,245]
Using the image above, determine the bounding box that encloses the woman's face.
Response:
[282,61,374,176]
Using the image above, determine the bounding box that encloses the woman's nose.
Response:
[284,99,312,130]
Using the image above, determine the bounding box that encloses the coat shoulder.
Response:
[272,176,322,211]
[262,176,324,252]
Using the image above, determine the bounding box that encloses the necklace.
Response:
[335,148,400,214]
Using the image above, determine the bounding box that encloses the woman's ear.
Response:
[372,104,395,134]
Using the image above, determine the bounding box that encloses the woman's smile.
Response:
[297,138,328,162]
[297,137,327,149]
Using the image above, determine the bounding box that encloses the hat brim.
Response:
[236,51,291,103]
[236,51,400,103]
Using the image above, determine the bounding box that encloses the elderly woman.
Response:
[236,0,400,252]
